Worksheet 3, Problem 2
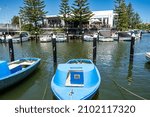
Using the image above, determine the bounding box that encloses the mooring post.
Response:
[8,39,15,62]
[140,31,142,39]
[52,34,57,64]
[20,33,22,45]
[82,29,84,42]
[97,31,100,42]
[117,32,120,42]
[3,32,6,43]
[93,34,97,63]
[130,33,135,62]
[35,32,38,43]
[66,28,69,42]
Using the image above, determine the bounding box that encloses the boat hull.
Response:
[51,59,101,100]
[0,58,40,91]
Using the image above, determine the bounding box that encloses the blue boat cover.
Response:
[70,71,84,85]
[0,61,11,78]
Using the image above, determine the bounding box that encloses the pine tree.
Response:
[114,0,128,31]
[71,0,93,29]
[120,1,128,31]
[19,0,47,29]
[132,13,141,29]
[127,3,134,29]
[11,16,19,26]
[59,0,70,27]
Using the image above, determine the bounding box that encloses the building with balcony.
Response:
[43,10,116,29]
[89,10,115,29]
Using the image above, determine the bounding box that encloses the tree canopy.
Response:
[114,0,141,31]
[11,16,19,26]
[59,0,70,21]
[71,0,93,28]
[19,0,47,27]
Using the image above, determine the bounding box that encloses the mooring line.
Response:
[41,74,51,100]
[111,78,147,100]
[42,82,48,100]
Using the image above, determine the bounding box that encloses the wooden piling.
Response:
[66,30,69,42]
[130,34,135,62]
[118,33,120,42]
[36,34,38,43]
[140,31,142,39]
[4,33,6,43]
[97,31,100,41]
[82,29,84,42]
[8,39,15,62]
[93,34,97,63]
[52,34,57,64]
[35,32,38,43]
[20,33,22,45]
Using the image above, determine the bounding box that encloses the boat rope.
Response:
[111,78,147,100]
[42,82,48,100]
[41,77,49,100]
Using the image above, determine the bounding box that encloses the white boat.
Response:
[96,30,114,42]
[113,32,131,41]
[83,35,93,41]
[145,52,150,61]
[40,35,52,42]
[1,35,12,42]
[98,35,114,42]
[11,36,29,43]
[111,32,118,40]
[127,30,142,40]
[133,30,141,39]
[0,32,30,43]
[56,33,67,42]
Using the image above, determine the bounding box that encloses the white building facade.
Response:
[89,10,115,28]
[44,10,116,29]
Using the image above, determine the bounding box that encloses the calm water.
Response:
[0,34,150,100]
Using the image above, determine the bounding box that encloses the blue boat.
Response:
[51,59,101,100]
[0,58,41,91]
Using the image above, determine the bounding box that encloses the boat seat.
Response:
[19,61,35,66]
[9,64,22,73]
[9,64,20,69]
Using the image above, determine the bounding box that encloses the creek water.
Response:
[0,34,150,100]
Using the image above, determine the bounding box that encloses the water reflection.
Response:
[145,62,150,70]
[127,61,133,85]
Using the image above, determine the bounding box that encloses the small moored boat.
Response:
[113,32,131,41]
[0,32,30,43]
[51,59,101,100]
[84,35,93,41]
[40,35,52,42]
[0,58,41,91]
[145,52,150,61]
[56,33,67,42]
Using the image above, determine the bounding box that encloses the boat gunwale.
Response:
[0,58,41,81]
